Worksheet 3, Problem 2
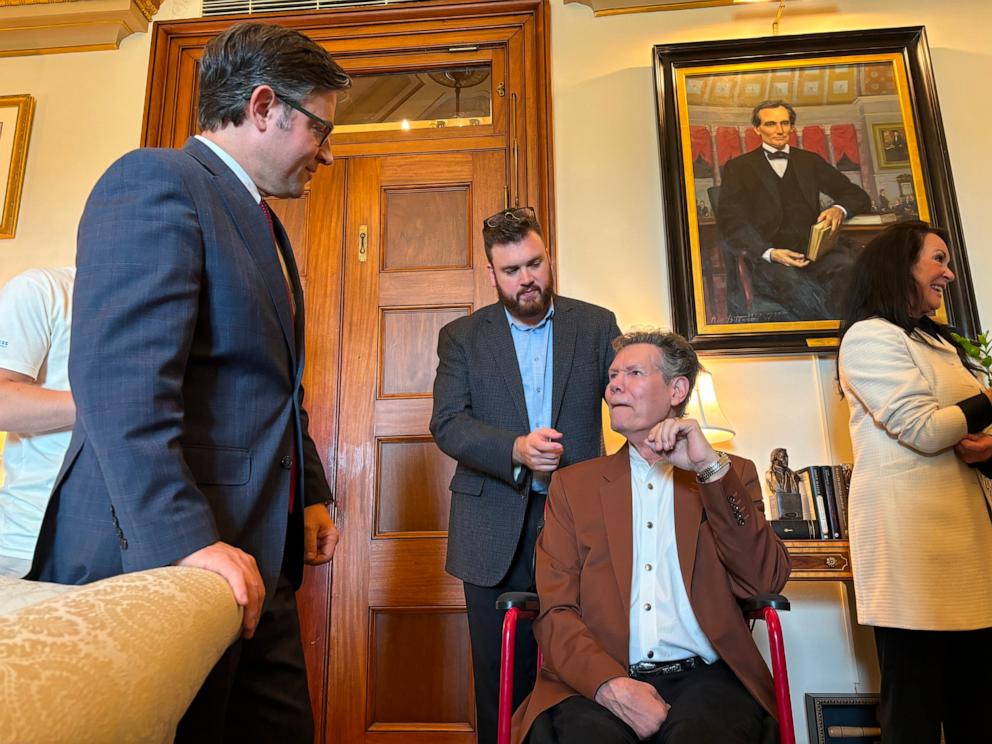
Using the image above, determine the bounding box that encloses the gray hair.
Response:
[612,329,701,415]
[198,22,351,132]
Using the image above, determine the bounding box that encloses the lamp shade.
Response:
[683,371,735,444]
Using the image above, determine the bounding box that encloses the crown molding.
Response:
[0,0,164,56]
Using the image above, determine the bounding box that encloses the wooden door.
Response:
[322,150,504,743]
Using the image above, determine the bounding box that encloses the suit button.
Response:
[281,456,293,469]
[647,651,654,659]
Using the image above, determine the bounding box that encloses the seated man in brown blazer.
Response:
[512,329,791,744]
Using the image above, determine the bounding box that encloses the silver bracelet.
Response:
[695,451,731,482]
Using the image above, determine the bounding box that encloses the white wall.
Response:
[551,0,992,738]
[0,0,199,282]
[1,0,990,739]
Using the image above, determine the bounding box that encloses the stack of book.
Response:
[770,464,852,540]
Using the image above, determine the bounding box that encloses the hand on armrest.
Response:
[174,542,265,639]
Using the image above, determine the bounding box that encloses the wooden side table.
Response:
[784,540,852,580]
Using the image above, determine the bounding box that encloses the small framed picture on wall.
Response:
[0,94,35,240]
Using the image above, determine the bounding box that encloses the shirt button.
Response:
[644,603,652,611]
[647,483,654,490]
[645,564,653,572]
[646,521,654,529]
[647,651,655,659]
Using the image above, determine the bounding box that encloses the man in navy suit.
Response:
[30,22,350,741]
[716,100,872,321]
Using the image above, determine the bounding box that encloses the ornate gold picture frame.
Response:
[0,94,36,240]
[654,28,979,354]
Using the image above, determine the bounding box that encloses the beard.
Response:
[496,278,555,323]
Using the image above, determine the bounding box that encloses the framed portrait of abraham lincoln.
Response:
[654,27,980,354]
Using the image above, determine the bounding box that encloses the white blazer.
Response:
[839,318,992,630]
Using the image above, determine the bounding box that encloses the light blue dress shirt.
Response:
[506,303,554,493]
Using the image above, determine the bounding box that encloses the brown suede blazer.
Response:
[512,445,791,742]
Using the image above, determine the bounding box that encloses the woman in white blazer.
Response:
[838,220,992,744]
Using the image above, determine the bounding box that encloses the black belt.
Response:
[629,655,704,677]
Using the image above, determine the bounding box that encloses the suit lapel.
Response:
[790,149,822,213]
[601,445,634,609]
[673,466,703,595]
[484,306,530,429]
[551,298,577,428]
[268,211,303,377]
[183,138,298,365]
[747,148,781,206]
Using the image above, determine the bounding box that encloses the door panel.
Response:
[329,150,503,742]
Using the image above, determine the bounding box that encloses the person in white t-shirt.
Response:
[0,266,75,577]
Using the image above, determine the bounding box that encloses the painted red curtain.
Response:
[831,124,860,166]
[802,126,829,160]
[690,125,713,166]
[716,127,742,166]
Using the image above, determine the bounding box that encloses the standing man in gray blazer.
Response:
[30,23,349,742]
[430,207,621,743]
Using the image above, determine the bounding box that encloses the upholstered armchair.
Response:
[0,567,241,743]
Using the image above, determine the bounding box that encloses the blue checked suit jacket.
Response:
[30,138,331,601]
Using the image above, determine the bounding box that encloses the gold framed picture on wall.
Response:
[0,94,36,240]
[871,122,910,169]
[653,28,980,355]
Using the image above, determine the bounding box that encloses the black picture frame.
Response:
[805,693,881,744]
[653,27,980,355]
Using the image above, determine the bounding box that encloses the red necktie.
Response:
[260,200,298,514]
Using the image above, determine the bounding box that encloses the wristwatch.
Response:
[695,451,731,482]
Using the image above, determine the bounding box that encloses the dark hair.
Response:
[198,22,351,132]
[838,219,976,372]
[612,329,701,416]
[482,207,545,261]
[751,100,797,128]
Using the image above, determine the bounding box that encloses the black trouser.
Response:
[749,239,856,321]
[874,625,992,744]
[175,561,313,743]
[463,490,546,744]
[528,660,765,744]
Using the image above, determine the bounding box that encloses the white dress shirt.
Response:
[628,446,718,665]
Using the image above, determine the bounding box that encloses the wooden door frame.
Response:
[143,0,555,251]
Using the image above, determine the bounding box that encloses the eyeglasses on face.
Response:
[484,206,537,229]
[277,94,335,148]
